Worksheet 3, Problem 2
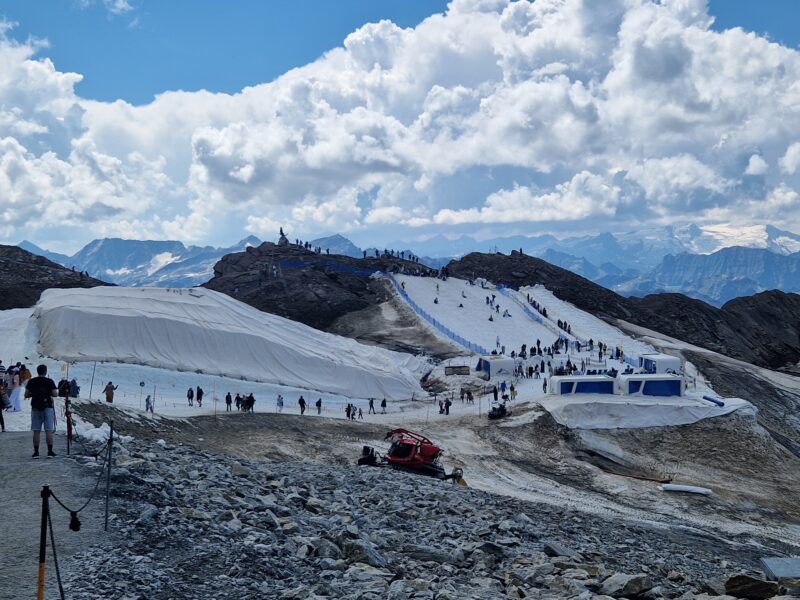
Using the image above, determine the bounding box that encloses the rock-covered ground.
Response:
[61,434,798,600]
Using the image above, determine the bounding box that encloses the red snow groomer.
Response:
[358,428,466,485]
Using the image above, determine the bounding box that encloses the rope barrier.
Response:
[35,421,114,599]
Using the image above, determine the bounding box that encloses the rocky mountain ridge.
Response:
[0,244,107,309]
[203,242,461,357]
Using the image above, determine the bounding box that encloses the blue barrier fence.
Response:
[279,259,377,277]
[385,275,490,355]
[496,285,545,324]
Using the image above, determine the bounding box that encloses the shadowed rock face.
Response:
[0,245,108,309]
[447,251,800,371]
[204,242,435,332]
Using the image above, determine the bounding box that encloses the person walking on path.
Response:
[277,394,284,413]
[492,386,499,402]
[103,381,118,403]
[380,398,387,414]
[358,407,363,420]
[315,398,322,415]
[186,387,194,406]
[368,398,376,414]
[444,397,451,415]
[196,386,204,408]
[225,392,232,412]
[26,364,58,458]
[298,396,306,415]
[145,394,154,414]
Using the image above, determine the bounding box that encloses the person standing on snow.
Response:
[196,386,204,408]
[276,394,284,413]
[225,392,232,411]
[492,386,499,402]
[368,398,376,414]
[298,396,306,415]
[186,387,194,406]
[315,398,322,415]
[380,398,387,414]
[103,382,118,403]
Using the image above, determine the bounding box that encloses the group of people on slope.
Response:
[186,387,257,412]
[1,360,31,419]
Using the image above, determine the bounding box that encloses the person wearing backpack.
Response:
[25,365,58,458]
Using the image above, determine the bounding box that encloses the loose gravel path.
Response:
[0,432,107,600]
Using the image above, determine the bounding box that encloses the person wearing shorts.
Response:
[26,364,58,459]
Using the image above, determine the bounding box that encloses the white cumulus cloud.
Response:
[2,1,800,250]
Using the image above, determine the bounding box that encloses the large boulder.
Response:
[724,574,780,599]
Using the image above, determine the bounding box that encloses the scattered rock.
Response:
[724,574,780,600]
[601,572,653,598]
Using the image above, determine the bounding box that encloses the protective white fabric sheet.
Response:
[538,394,753,429]
[34,287,425,401]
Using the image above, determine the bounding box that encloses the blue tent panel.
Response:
[560,381,574,394]
[574,380,614,394]
[642,379,681,397]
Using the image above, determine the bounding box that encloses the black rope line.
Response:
[50,445,110,516]
[47,509,66,600]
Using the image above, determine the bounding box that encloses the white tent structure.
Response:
[34,287,425,401]
[475,355,517,380]
[638,353,681,374]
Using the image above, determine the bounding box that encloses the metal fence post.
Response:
[37,485,50,600]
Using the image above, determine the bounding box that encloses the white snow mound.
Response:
[34,287,424,400]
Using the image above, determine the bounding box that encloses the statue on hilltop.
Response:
[278,227,289,247]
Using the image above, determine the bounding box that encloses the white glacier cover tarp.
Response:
[34,287,425,401]
[538,394,754,429]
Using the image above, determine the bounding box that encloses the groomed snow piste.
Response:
[33,287,425,401]
[390,273,754,429]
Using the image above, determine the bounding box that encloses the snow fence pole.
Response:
[37,485,50,600]
[104,422,113,532]
[88,361,97,401]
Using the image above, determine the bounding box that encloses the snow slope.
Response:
[393,274,559,354]
[32,287,424,401]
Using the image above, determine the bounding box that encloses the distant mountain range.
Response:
[16,223,800,303]
[19,236,262,287]
[618,246,800,305]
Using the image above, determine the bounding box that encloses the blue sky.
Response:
[1,0,800,252]
[0,0,793,105]
[1,0,450,104]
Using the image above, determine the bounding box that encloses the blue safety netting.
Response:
[279,259,377,277]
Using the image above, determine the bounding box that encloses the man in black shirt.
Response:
[25,364,58,459]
